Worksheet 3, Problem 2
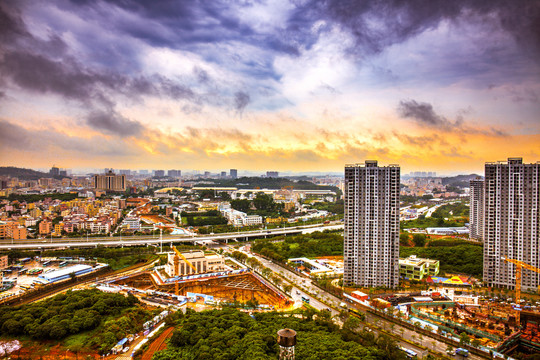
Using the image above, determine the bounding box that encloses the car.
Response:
[446,349,455,355]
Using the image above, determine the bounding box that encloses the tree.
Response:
[412,234,426,247]
[472,339,481,348]
[400,233,410,246]
[343,315,360,332]
[459,332,471,345]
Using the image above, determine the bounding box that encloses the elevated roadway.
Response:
[0,224,343,250]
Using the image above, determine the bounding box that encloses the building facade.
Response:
[166,250,225,277]
[469,178,484,241]
[399,255,439,281]
[483,158,540,292]
[344,160,400,288]
[93,171,126,191]
[230,169,238,179]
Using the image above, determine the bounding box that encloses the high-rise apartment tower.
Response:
[469,178,484,241]
[344,160,400,288]
[483,158,540,292]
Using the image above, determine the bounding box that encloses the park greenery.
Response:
[0,289,154,354]
[231,192,288,218]
[152,308,406,360]
[432,203,469,218]
[311,199,344,216]
[401,215,465,229]
[181,210,228,226]
[1,246,166,270]
[400,244,483,277]
[252,231,343,262]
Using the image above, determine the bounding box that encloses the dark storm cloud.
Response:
[397,99,510,137]
[289,0,540,58]
[86,110,144,137]
[0,1,200,113]
[0,119,31,149]
[0,2,26,44]
[397,100,453,129]
[234,91,251,113]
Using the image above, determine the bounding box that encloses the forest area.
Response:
[152,308,406,360]
[251,231,344,262]
[0,290,154,354]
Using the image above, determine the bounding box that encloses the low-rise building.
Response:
[39,220,52,235]
[166,250,225,277]
[399,255,440,281]
[123,217,140,230]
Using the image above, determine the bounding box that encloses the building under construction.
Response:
[109,248,290,309]
[165,250,225,277]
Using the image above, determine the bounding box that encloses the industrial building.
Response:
[166,250,225,277]
[38,264,95,283]
[344,160,400,288]
[399,255,440,281]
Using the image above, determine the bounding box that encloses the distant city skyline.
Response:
[0,1,538,172]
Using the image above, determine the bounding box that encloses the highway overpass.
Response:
[0,224,344,250]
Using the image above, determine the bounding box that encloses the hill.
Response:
[195,176,339,192]
[0,166,68,180]
[441,174,481,187]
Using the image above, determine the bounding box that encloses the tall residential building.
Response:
[230,169,238,179]
[267,171,279,178]
[154,170,165,177]
[168,169,181,178]
[483,157,540,292]
[469,178,484,241]
[49,166,59,176]
[93,171,126,191]
[344,160,400,288]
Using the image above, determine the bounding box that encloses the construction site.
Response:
[391,257,540,357]
[105,247,290,310]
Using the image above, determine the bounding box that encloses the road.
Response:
[251,253,483,360]
[0,224,344,250]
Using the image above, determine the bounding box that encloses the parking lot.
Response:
[1,257,84,299]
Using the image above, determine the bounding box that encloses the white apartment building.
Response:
[344,160,400,288]
[219,204,262,226]
[483,158,540,292]
[469,178,484,241]
[123,217,141,230]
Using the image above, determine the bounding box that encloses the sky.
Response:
[0,0,539,175]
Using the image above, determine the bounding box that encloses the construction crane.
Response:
[501,257,540,327]
[173,247,197,295]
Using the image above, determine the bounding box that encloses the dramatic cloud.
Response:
[397,100,459,130]
[86,109,145,137]
[234,91,250,113]
[0,0,538,173]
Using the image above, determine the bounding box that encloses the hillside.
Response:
[441,174,481,187]
[195,176,339,192]
[0,167,68,180]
